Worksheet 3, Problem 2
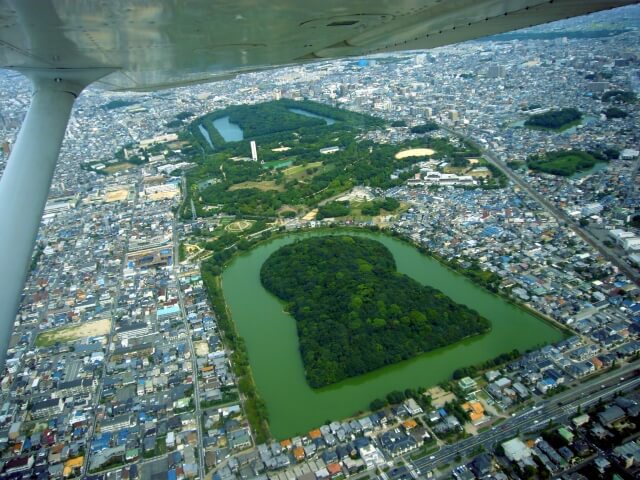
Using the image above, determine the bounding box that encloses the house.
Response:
[100,414,135,433]
[572,413,590,428]
[293,447,305,462]
[379,429,419,457]
[357,443,384,468]
[63,456,84,478]
[3,455,34,475]
[502,438,531,462]
[403,398,423,416]
[30,398,64,419]
[228,429,251,450]
[458,377,477,391]
[557,427,574,444]
[613,440,640,468]
[326,463,342,478]
[462,401,485,424]
[598,405,626,426]
[470,453,493,477]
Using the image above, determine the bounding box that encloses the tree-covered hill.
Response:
[524,108,582,130]
[527,150,606,176]
[260,236,491,388]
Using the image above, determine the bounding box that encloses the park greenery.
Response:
[602,89,637,104]
[524,108,582,130]
[410,122,439,134]
[260,236,490,388]
[527,150,605,177]
[452,349,521,379]
[369,387,432,412]
[316,201,351,220]
[603,107,628,119]
[180,100,476,219]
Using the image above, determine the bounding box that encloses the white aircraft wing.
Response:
[0,0,635,91]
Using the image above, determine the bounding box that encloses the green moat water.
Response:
[221,231,564,439]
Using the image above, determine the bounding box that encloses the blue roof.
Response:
[158,305,180,317]
[481,226,502,237]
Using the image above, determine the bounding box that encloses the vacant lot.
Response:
[427,386,457,408]
[35,318,111,347]
[104,189,129,202]
[194,341,209,357]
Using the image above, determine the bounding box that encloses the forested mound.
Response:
[260,236,490,387]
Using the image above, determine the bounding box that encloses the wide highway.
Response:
[410,360,640,477]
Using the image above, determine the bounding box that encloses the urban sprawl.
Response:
[0,7,639,480]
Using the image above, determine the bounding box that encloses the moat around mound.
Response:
[260,236,491,388]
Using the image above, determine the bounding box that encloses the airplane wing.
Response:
[0,0,635,91]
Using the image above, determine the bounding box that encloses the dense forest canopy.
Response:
[260,236,491,388]
[602,90,637,104]
[190,99,384,149]
[410,122,439,134]
[524,108,582,130]
[527,150,606,177]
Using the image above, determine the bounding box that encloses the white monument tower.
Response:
[250,140,258,162]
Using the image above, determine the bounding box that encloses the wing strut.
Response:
[0,69,111,369]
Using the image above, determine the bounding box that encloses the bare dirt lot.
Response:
[35,318,111,346]
[395,148,436,160]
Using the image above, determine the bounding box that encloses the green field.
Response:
[283,161,323,178]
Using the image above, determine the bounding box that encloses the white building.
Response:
[502,438,532,462]
[622,237,640,252]
[581,203,603,217]
[357,444,385,468]
[250,140,258,162]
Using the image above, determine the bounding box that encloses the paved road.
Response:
[409,360,640,477]
[442,127,640,285]
[174,218,207,478]
[81,196,133,476]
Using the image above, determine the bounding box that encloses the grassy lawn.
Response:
[226,220,255,233]
[228,181,284,192]
[442,166,470,174]
[103,162,135,174]
[283,161,324,180]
